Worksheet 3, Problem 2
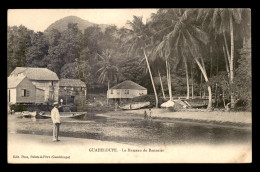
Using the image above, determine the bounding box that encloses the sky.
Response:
[8,9,158,32]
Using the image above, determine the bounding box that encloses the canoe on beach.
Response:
[39,112,87,118]
[22,111,37,117]
[120,102,150,110]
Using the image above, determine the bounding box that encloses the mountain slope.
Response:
[45,16,108,33]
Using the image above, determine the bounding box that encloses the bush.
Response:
[10,104,53,112]
[10,104,27,112]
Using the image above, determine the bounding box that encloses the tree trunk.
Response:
[210,45,213,77]
[107,80,110,105]
[194,57,212,109]
[215,83,218,107]
[166,59,173,101]
[200,72,202,99]
[223,46,230,77]
[183,55,190,99]
[223,31,231,65]
[143,48,158,108]
[158,70,166,100]
[230,13,235,109]
[191,61,194,99]
[215,54,219,107]
[223,89,226,107]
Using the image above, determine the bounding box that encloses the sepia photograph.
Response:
[7,8,251,163]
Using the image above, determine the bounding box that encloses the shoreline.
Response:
[102,108,252,127]
[10,108,252,128]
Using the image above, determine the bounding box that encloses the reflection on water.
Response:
[8,113,251,146]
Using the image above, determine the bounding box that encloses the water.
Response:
[8,113,252,146]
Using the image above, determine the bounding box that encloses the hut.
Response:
[7,75,45,104]
[59,79,86,105]
[9,67,59,103]
[107,80,147,102]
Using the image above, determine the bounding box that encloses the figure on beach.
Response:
[115,102,118,111]
[149,108,152,120]
[144,110,148,119]
[51,102,61,142]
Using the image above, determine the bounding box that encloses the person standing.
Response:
[115,102,118,111]
[51,102,61,142]
[149,108,152,120]
[144,110,148,119]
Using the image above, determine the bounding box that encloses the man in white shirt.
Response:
[51,102,61,142]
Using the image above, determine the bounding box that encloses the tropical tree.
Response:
[197,8,250,108]
[26,31,49,67]
[152,9,213,109]
[95,49,121,104]
[7,25,33,75]
[122,16,159,108]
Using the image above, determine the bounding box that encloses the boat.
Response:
[120,102,150,110]
[40,112,86,118]
[184,99,208,108]
[161,100,175,108]
[22,111,37,117]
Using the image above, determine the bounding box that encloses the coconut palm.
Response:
[96,49,121,104]
[121,16,159,108]
[197,8,250,108]
[152,9,213,109]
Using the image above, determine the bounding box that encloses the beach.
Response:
[8,133,251,163]
[7,109,252,163]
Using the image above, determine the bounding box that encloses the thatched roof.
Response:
[8,75,27,88]
[59,79,86,87]
[110,80,146,90]
[10,67,59,81]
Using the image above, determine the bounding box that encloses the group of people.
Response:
[144,109,152,120]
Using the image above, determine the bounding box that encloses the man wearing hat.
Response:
[51,102,61,142]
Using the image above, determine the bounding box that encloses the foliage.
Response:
[7,9,251,110]
[233,38,251,110]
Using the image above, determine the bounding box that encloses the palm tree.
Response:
[197,8,248,108]
[182,50,190,99]
[158,70,166,99]
[96,49,120,104]
[122,16,159,108]
[153,9,213,109]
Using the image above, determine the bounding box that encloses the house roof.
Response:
[8,75,27,88]
[110,80,146,90]
[10,67,59,81]
[59,79,86,87]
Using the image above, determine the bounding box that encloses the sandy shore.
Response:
[8,133,251,163]
[7,110,252,163]
[105,109,252,125]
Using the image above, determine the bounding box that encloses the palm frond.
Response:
[231,8,243,24]
[182,28,202,59]
[187,25,209,45]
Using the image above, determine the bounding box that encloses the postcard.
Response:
[7,8,252,163]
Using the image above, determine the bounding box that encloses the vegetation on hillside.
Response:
[7,9,251,111]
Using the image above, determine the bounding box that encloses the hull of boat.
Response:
[40,112,86,118]
[120,102,150,110]
[22,111,37,117]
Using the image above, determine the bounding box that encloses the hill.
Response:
[44,16,108,33]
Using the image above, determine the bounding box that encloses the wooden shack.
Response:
[107,80,147,100]
[59,79,86,104]
[7,75,45,104]
[9,67,59,104]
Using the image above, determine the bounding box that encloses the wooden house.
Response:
[9,67,59,104]
[107,80,147,100]
[7,75,45,104]
[58,79,86,104]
